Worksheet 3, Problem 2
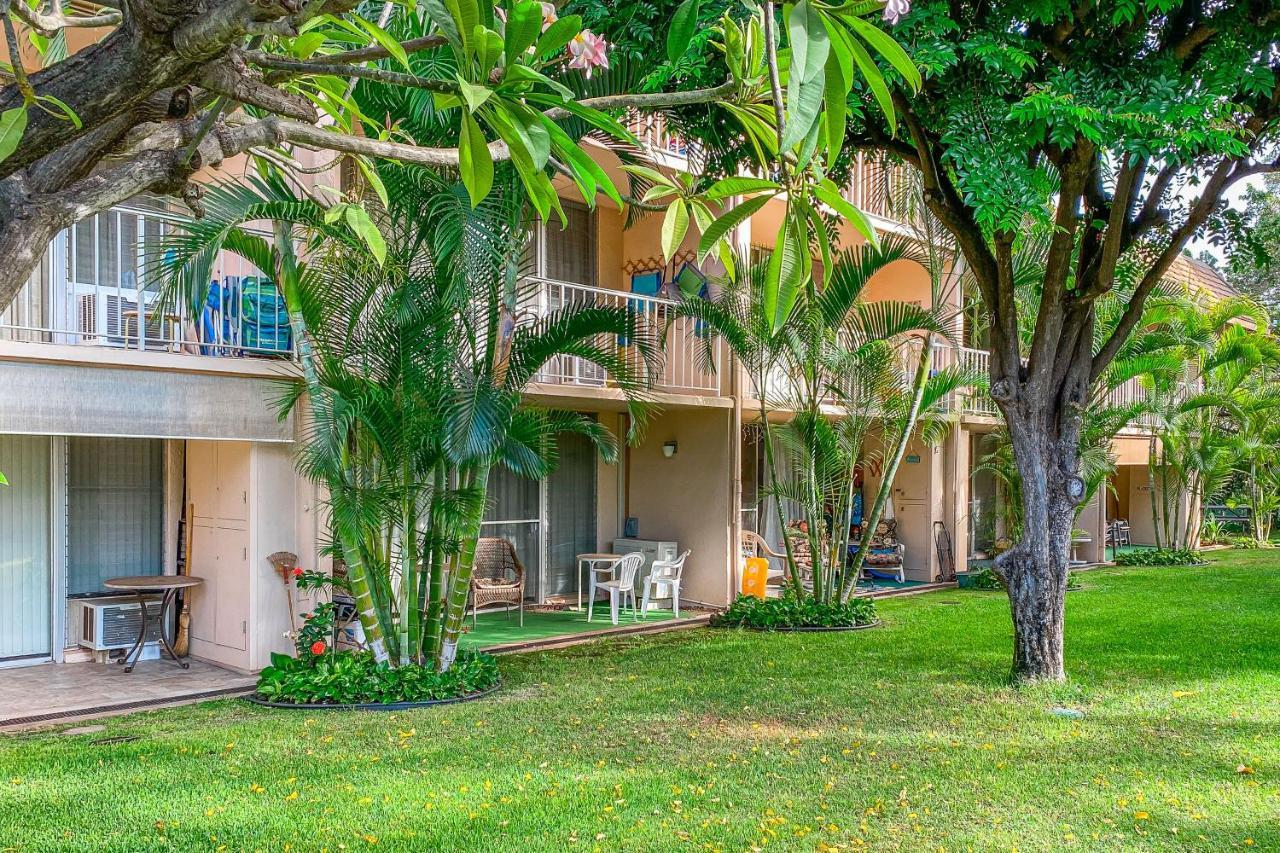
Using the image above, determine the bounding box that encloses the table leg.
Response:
[577,559,583,611]
[157,588,189,669]
[121,591,149,673]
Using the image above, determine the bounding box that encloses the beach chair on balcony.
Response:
[470,538,526,626]
[861,519,906,583]
[619,270,663,347]
[671,262,710,338]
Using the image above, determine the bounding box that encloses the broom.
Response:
[173,502,193,657]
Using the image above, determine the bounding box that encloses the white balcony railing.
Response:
[0,205,294,361]
[1,206,723,397]
[629,115,915,230]
[628,112,703,167]
[518,276,721,395]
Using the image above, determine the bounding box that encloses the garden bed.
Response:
[710,593,878,631]
[245,683,500,712]
[737,620,883,633]
[250,649,501,708]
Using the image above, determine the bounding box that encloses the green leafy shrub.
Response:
[254,650,499,706]
[712,593,877,630]
[966,567,1004,590]
[1114,548,1204,566]
[965,567,1081,590]
[1224,536,1275,550]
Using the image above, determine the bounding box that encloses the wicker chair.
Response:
[470,538,526,626]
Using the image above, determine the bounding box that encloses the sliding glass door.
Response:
[66,437,164,596]
[0,436,52,663]
[482,466,543,599]
[545,432,597,598]
[481,429,598,603]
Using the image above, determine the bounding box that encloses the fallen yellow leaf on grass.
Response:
[1236,765,1254,775]
[1134,812,1150,821]
[1171,691,1197,698]
[284,791,299,801]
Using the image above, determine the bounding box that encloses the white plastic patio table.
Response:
[576,553,623,610]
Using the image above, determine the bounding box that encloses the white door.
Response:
[0,436,52,663]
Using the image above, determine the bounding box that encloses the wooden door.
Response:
[214,442,249,527]
[186,441,218,527]
[212,526,249,650]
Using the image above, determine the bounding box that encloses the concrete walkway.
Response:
[0,658,256,731]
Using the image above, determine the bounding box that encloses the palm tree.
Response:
[156,165,658,670]
[678,233,957,603]
[1130,294,1275,547]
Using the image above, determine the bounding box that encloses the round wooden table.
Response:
[103,575,204,672]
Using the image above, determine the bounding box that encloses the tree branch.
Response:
[250,54,457,93]
[253,33,448,67]
[1027,139,1094,385]
[1089,156,1257,381]
[9,1,121,37]
[199,56,319,122]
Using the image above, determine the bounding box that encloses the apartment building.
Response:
[0,111,1228,671]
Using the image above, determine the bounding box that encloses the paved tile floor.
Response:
[0,659,256,728]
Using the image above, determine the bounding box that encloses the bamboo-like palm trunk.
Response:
[399,469,420,667]
[435,463,492,671]
[273,222,393,663]
[842,336,933,601]
[1148,436,1162,550]
[423,463,448,661]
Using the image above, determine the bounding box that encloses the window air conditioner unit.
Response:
[78,595,164,652]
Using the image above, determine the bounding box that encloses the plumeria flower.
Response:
[541,2,558,28]
[882,0,911,25]
[568,29,609,79]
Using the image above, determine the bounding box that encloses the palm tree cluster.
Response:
[157,166,658,671]
[681,214,973,601]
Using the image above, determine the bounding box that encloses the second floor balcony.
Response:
[0,205,722,399]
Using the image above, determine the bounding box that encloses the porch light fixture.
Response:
[663,441,678,458]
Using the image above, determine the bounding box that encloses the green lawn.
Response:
[3,552,1279,851]
[462,606,681,650]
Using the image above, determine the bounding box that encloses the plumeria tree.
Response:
[0,0,742,309]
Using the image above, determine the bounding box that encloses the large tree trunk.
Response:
[991,329,1090,683]
[995,412,1082,682]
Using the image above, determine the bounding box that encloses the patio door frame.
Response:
[478,476,556,604]
[0,436,67,669]
[481,432,603,604]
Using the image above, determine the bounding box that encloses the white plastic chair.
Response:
[589,551,644,625]
[642,549,690,617]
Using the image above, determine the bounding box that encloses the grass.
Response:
[3,551,1278,851]
[462,606,681,650]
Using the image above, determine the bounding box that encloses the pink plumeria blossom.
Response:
[882,0,911,25]
[568,30,609,79]
[541,2,558,28]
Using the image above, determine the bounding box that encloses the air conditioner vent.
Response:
[78,596,164,651]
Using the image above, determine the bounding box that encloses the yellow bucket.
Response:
[741,557,769,599]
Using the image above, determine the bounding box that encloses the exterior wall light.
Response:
[662,441,678,458]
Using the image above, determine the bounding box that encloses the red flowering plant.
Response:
[291,570,350,658]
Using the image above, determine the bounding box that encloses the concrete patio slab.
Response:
[0,658,256,731]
